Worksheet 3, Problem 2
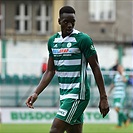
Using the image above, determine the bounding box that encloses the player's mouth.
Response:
[66,29,73,34]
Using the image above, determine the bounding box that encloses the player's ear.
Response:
[58,18,61,25]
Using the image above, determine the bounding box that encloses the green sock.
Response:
[118,112,123,126]
[121,112,128,122]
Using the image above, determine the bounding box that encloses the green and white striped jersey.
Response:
[113,72,127,99]
[48,29,96,100]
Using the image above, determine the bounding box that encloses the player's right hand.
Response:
[26,93,38,109]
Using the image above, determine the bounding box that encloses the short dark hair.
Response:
[59,6,75,17]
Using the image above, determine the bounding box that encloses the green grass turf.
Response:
[0,123,133,133]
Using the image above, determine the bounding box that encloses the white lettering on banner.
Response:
[1,108,117,124]
[1,108,57,124]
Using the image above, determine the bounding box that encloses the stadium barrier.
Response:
[0,70,133,107]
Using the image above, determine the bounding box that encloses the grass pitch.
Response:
[0,123,133,133]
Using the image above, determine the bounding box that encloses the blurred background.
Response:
[0,0,133,126]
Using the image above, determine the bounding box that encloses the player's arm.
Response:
[122,75,128,82]
[34,57,55,95]
[108,83,114,96]
[88,54,107,98]
[87,54,109,117]
[26,57,55,108]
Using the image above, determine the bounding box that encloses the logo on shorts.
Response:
[57,108,68,116]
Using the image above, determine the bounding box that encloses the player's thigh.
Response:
[66,123,83,133]
[50,118,70,133]
[113,97,124,109]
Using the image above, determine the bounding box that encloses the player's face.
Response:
[58,13,76,37]
[117,65,124,74]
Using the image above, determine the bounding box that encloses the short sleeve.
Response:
[79,34,96,59]
[47,38,54,57]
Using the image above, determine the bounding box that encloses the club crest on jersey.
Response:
[67,42,72,48]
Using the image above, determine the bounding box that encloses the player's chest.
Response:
[51,42,80,55]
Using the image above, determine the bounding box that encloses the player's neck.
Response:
[61,30,73,38]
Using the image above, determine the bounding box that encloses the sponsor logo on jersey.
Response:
[52,49,59,54]
[52,48,69,54]
[59,48,69,53]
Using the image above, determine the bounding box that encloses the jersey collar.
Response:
[58,29,80,36]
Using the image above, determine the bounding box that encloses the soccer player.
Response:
[26,6,109,133]
[108,64,130,128]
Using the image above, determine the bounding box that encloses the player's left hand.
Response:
[99,96,110,118]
